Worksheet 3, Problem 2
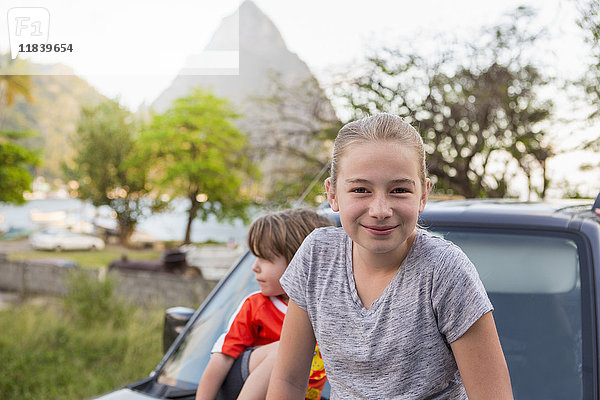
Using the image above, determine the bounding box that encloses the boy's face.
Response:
[251,255,288,298]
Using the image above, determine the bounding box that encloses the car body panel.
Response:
[91,389,158,400]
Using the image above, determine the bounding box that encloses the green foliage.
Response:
[0,57,39,205]
[0,54,105,178]
[249,74,340,206]
[269,163,330,208]
[0,283,163,399]
[0,59,40,205]
[64,270,129,325]
[67,99,164,243]
[0,55,33,108]
[576,0,600,152]
[0,132,39,204]
[139,88,258,243]
[339,7,553,198]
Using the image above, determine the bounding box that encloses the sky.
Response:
[1,0,598,198]
[0,0,584,110]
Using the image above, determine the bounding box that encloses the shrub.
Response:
[0,275,163,399]
[64,270,130,326]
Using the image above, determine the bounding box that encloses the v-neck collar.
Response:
[344,231,421,314]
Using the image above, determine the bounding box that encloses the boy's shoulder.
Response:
[243,290,270,305]
[241,291,287,314]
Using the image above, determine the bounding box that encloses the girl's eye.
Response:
[391,188,408,194]
[352,188,368,193]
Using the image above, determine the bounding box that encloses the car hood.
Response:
[91,389,158,400]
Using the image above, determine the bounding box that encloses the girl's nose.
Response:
[251,261,260,272]
[369,193,393,219]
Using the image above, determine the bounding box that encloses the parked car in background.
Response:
[29,228,105,251]
[93,194,600,400]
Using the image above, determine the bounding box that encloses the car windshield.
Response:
[157,251,260,389]
[158,228,584,399]
[431,229,583,400]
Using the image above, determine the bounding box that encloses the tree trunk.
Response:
[184,197,199,244]
[117,214,135,246]
[541,159,548,199]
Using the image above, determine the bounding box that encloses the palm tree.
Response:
[0,54,34,127]
[0,54,38,205]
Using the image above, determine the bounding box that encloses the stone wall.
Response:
[0,256,214,308]
[111,269,213,307]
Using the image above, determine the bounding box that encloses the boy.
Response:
[196,208,331,400]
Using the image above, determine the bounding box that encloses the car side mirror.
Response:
[163,306,196,354]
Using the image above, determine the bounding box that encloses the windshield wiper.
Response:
[162,387,197,399]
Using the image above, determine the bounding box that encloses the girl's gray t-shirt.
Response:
[280,227,492,400]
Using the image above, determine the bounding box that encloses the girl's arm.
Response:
[450,311,513,400]
[195,352,235,400]
[266,300,316,400]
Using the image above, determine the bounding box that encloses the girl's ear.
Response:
[324,178,339,212]
[419,178,431,213]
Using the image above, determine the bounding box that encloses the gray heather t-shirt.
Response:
[280,227,492,400]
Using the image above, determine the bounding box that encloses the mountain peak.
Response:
[152,0,309,111]
[203,0,287,53]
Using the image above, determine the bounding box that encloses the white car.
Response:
[29,229,105,251]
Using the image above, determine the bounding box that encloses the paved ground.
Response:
[0,238,33,253]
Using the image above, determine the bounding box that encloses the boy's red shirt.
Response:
[212,291,326,400]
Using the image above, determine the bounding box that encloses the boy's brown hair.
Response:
[247,208,332,264]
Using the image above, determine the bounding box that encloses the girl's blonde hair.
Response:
[247,208,332,264]
[330,113,427,188]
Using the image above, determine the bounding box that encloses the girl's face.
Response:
[325,140,430,261]
[251,254,288,298]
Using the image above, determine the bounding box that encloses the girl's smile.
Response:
[361,224,399,235]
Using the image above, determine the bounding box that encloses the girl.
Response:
[267,114,512,399]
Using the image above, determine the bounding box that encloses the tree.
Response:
[0,55,39,204]
[67,99,160,244]
[140,88,257,244]
[576,0,600,153]
[0,131,39,204]
[0,56,34,119]
[338,8,553,199]
[243,73,341,207]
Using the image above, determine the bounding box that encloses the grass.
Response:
[0,271,165,400]
[7,246,163,269]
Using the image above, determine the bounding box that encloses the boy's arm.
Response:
[450,311,513,399]
[195,352,235,400]
[266,300,316,400]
